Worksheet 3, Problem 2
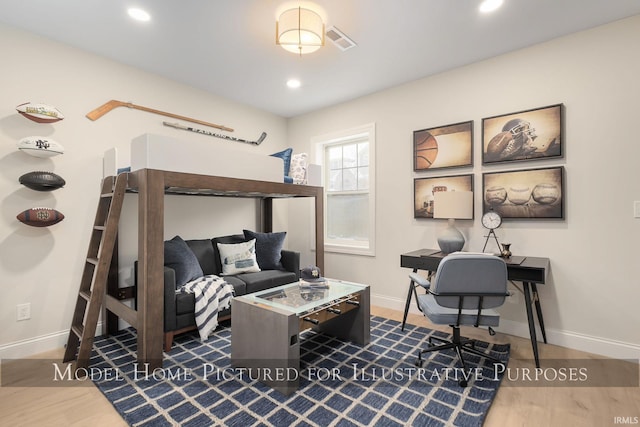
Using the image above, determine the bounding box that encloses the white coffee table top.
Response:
[238,279,368,315]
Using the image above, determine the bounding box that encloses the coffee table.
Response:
[231,279,370,395]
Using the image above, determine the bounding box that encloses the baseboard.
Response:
[371,293,640,361]
[5,297,640,362]
[0,322,102,360]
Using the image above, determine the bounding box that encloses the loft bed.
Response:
[103,171,324,369]
[102,134,324,369]
[104,133,321,186]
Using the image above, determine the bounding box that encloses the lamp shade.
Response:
[433,191,473,253]
[433,191,473,219]
[276,7,325,54]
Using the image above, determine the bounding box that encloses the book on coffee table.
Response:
[299,280,330,289]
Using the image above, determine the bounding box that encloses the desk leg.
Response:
[523,282,541,368]
[531,283,547,344]
[401,269,417,331]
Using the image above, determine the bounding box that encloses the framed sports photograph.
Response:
[414,174,474,219]
[482,166,564,219]
[482,104,563,165]
[413,121,473,171]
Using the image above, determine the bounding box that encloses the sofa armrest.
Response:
[135,261,176,332]
[163,267,177,332]
[281,250,300,280]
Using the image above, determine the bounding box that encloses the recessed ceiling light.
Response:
[479,0,503,13]
[286,79,301,89]
[128,7,151,22]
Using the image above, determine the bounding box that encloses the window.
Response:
[313,123,375,256]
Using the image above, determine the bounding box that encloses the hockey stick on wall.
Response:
[163,121,266,145]
[86,100,234,132]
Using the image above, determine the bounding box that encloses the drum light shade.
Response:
[433,191,473,220]
[276,7,325,55]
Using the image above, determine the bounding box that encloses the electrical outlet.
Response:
[16,303,31,321]
[634,201,640,218]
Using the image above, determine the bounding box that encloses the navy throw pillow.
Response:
[243,229,286,270]
[164,235,204,288]
[270,148,293,177]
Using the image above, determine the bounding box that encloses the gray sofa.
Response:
[137,233,300,351]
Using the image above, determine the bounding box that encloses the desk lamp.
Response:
[433,191,473,253]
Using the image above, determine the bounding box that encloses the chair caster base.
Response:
[458,379,468,387]
[415,359,424,368]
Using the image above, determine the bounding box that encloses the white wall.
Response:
[287,15,640,359]
[0,24,290,357]
[2,15,639,361]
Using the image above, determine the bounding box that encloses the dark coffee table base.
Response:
[231,286,370,395]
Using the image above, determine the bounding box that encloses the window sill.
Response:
[323,244,376,257]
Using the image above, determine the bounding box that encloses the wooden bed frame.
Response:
[104,168,324,369]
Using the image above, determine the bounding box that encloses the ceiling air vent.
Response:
[326,26,357,51]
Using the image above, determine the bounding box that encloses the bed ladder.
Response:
[62,174,127,369]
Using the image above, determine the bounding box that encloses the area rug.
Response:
[90,316,509,426]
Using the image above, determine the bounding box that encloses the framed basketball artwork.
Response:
[413,121,473,171]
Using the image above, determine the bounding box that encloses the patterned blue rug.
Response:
[91,316,509,426]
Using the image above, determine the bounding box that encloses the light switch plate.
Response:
[634,201,640,218]
[17,303,31,321]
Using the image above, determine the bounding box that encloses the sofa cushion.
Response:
[221,275,248,296]
[243,229,286,270]
[164,236,204,288]
[185,239,216,275]
[237,270,297,294]
[212,235,246,274]
[217,239,261,275]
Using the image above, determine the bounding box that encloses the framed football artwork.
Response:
[482,166,564,219]
[414,174,474,219]
[482,104,563,165]
[413,121,473,171]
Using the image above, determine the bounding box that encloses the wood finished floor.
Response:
[1,305,638,426]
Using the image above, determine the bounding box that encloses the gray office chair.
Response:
[415,253,509,386]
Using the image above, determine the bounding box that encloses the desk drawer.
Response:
[508,267,545,283]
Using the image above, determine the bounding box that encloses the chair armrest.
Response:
[409,272,430,289]
[428,290,510,297]
[281,250,300,280]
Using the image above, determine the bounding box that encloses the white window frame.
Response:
[311,123,376,256]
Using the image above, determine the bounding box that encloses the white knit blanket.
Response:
[180,275,235,341]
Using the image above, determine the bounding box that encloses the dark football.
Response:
[19,171,66,191]
[17,208,65,227]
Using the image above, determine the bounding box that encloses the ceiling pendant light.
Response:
[479,0,503,13]
[127,7,151,22]
[286,79,302,88]
[276,7,325,55]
